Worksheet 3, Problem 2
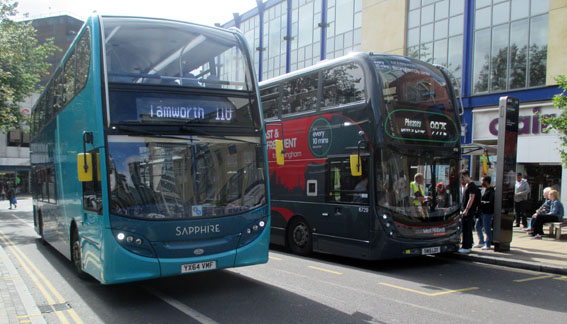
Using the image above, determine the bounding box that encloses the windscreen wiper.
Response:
[180,125,261,145]
[114,124,260,145]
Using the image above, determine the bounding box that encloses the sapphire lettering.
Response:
[176,224,221,236]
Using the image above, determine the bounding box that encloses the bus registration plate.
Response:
[422,247,441,255]
[181,261,216,273]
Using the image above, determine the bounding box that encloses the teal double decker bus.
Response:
[30,15,269,284]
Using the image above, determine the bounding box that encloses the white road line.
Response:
[147,288,219,324]
[7,213,36,230]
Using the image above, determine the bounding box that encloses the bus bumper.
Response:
[100,219,270,284]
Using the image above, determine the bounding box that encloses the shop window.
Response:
[7,130,30,147]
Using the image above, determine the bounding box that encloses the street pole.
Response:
[493,96,519,252]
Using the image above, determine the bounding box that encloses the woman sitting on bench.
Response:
[530,190,564,239]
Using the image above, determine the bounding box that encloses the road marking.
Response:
[307,265,343,275]
[379,282,479,296]
[554,276,567,281]
[0,236,47,324]
[269,256,283,261]
[7,212,36,230]
[147,288,219,324]
[513,275,556,283]
[0,230,84,324]
[17,314,43,319]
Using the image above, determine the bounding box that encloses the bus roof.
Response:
[258,52,426,88]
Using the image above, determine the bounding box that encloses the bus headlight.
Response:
[112,230,155,257]
[239,217,268,248]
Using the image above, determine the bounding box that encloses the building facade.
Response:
[0,15,83,194]
[223,0,567,207]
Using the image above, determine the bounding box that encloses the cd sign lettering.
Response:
[385,109,458,144]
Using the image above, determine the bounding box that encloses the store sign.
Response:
[473,105,557,141]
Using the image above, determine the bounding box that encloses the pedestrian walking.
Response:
[514,173,530,228]
[0,181,5,200]
[6,183,17,210]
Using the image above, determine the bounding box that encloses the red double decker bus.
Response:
[260,53,461,260]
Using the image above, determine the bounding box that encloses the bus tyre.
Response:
[71,227,88,279]
[287,218,312,256]
[36,210,46,245]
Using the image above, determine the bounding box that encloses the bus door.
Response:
[78,148,104,277]
[316,156,371,258]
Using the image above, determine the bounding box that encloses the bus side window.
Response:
[83,148,103,214]
[327,157,368,204]
[260,85,279,119]
[322,63,365,108]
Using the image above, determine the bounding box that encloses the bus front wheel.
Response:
[35,209,46,245]
[71,227,88,279]
[287,217,312,256]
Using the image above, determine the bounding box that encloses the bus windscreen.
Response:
[107,135,266,219]
[103,17,252,91]
[373,56,459,146]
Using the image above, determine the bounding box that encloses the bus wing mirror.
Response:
[350,154,362,176]
[77,153,93,182]
[275,139,285,166]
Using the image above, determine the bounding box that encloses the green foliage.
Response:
[0,0,57,132]
[541,75,567,166]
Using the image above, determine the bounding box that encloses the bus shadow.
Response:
[269,246,567,313]
[34,241,372,324]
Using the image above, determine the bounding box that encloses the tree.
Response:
[0,0,57,132]
[541,75,567,166]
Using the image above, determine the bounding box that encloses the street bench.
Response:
[548,219,567,240]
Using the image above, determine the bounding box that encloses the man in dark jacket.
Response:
[459,170,480,253]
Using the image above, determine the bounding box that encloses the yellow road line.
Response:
[16,314,43,319]
[554,276,567,281]
[0,232,69,323]
[269,256,283,261]
[514,275,556,283]
[308,265,343,275]
[0,230,84,324]
[3,276,21,280]
[379,282,479,296]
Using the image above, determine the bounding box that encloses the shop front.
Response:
[472,101,566,211]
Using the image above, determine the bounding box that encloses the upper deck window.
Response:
[103,17,253,91]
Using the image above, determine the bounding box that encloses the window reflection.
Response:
[108,136,266,219]
[471,0,548,94]
[376,149,460,221]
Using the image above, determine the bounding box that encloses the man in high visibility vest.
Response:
[410,173,428,206]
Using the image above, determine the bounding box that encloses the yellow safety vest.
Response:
[410,181,425,206]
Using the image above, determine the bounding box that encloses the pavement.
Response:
[0,197,566,323]
[450,224,567,275]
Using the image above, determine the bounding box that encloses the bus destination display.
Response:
[384,109,458,144]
